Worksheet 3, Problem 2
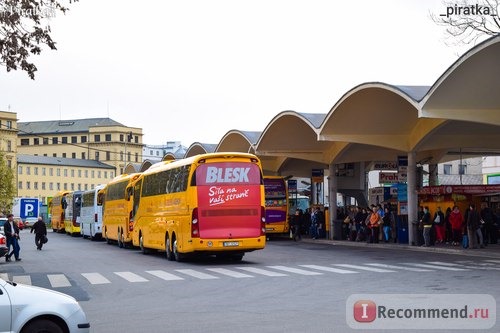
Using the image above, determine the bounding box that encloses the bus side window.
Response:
[62,197,68,209]
[126,186,133,201]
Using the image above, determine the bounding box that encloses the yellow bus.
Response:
[50,191,70,233]
[131,152,266,261]
[64,190,83,236]
[102,173,142,248]
[263,176,289,235]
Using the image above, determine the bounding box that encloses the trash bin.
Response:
[333,219,343,240]
[397,216,409,244]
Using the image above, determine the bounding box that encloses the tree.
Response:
[0,151,15,215]
[431,0,500,46]
[0,0,76,80]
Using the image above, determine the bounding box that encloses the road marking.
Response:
[427,261,500,271]
[402,263,468,271]
[0,273,8,280]
[267,266,323,275]
[300,264,359,274]
[206,268,253,278]
[82,273,111,284]
[365,263,432,272]
[12,275,32,285]
[333,264,396,273]
[175,269,219,279]
[48,274,72,288]
[236,267,287,277]
[114,272,149,282]
[146,270,184,281]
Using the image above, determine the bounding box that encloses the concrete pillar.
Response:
[407,152,418,245]
[428,163,439,186]
[328,163,338,240]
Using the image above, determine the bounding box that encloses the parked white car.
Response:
[0,278,90,333]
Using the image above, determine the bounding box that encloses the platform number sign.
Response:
[20,198,39,220]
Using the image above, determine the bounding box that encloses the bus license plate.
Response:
[223,241,239,247]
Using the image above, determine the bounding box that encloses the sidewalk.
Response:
[300,237,500,259]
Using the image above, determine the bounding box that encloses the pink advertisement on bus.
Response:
[196,162,262,238]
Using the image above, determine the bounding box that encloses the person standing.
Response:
[421,206,432,247]
[291,209,302,241]
[31,217,48,250]
[4,213,21,262]
[433,206,446,244]
[449,206,464,246]
[465,204,481,249]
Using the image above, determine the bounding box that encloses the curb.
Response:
[301,238,500,259]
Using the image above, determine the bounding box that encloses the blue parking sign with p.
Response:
[20,198,39,219]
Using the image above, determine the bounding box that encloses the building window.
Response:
[85,170,88,178]
[26,167,30,175]
[34,167,38,175]
[84,184,88,191]
[20,138,29,145]
[94,134,100,142]
[71,183,75,191]
[34,182,38,190]
[64,169,68,177]
[42,167,46,176]
[104,171,108,179]
[52,137,58,144]
[7,160,11,168]
[78,183,82,191]
[18,181,22,189]
[62,137,68,144]
[105,134,112,141]
[57,168,61,176]
[53,153,57,157]
[91,170,95,178]
[71,136,77,143]
[63,183,68,190]
[78,170,82,177]
[110,171,114,178]
[135,153,138,163]
[134,136,138,143]
[98,171,101,178]
[120,134,124,142]
[7,140,11,152]
[56,183,60,191]
[81,152,86,159]
[6,120,12,129]
[42,182,46,190]
[43,138,49,145]
[18,166,22,174]
[72,152,76,159]
[49,183,53,191]
[443,164,452,175]
[127,152,131,162]
[81,136,87,143]
[106,151,111,161]
[459,164,467,175]
[120,151,124,161]
[62,153,67,158]
[71,169,74,177]
[49,168,53,176]
[95,152,99,161]
[34,138,39,145]
[150,150,153,155]
[26,181,31,190]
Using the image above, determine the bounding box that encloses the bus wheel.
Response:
[165,236,175,261]
[117,229,123,248]
[173,239,184,262]
[140,234,150,255]
[232,253,244,261]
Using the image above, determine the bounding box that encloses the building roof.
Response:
[18,118,124,135]
[17,154,115,169]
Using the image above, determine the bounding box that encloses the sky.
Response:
[0,0,478,147]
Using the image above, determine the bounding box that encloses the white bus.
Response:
[80,184,105,240]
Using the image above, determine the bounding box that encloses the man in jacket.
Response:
[4,214,21,262]
[31,217,48,250]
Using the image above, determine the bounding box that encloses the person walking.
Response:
[291,209,303,241]
[31,217,48,250]
[4,213,21,262]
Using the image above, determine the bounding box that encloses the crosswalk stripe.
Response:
[48,274,71,288]
[427,261,500,271]
[146,270,184,281]
[365,263,432,272]
[206,268,253,278]
[12,275,32,285]
[82,273,111,284]
[300,264,358,274]
[175,269,219,279]
[114,272,149,282]
[333,264,395,273]
[402,263,468,271]
[0,273,8,280]
[267,266,323,275]
[236,267,287,277]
